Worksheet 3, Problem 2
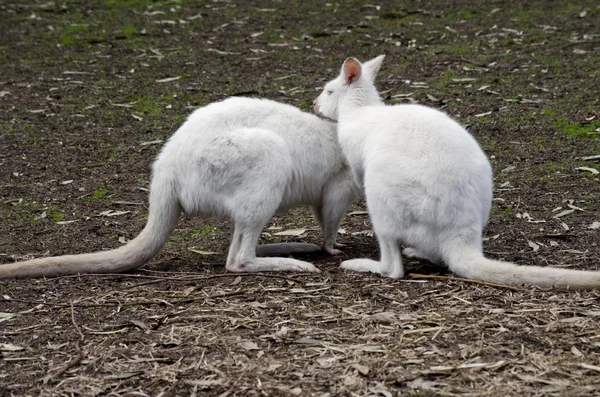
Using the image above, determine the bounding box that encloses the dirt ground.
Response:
[1,1,599,396]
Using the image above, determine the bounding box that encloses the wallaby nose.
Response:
[313,98,317,106]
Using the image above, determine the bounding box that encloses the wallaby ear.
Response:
[362,54,385,81]
[342,57,362,86]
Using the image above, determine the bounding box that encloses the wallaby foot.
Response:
[227,257,320,273]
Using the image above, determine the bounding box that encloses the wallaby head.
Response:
[313,55,386,120]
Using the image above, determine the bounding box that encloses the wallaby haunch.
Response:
[1,97,361,279]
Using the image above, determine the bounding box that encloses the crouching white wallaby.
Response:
[0,97,361,279]
[313,54,600,289]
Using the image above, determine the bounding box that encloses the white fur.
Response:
[0,97,360,279]
[314,55,600,289]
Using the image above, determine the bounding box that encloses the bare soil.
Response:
[1,1,599,396]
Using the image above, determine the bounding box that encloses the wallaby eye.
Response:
[327,90,333,95]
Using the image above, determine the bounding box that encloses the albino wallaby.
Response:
[0,97,361,279]
[313,55,600,289]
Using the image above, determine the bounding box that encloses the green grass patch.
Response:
[46,206,66,223]
[59,35,74,47]
[544,110,600,138]
[127,95,165,117]
[92,188,109,200]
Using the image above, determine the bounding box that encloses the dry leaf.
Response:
[580,363,600,372]
[104,371,143,380]
[140,139,163,147]
[351,363,370,375]
[295,338,322,346]
[240,341,260,351]
[0,313,16,323]
[56,220,79,225]
[130,319,150,331]
[475,111,492,117]
[576,167,599,175]
[273,228,309,236]
[207,48,241,55]
[188,248,218,255]
[368,311,396,324]
[1,343,25,351]
[553,209,575,218]
[369,388,392,397]
[155,76,181,83]
[348,211,369,216]
[113,201,144,206]
[352,230,374,237]
[527,241,540,252]
[182,286,195,296]
[186,378,226,387]
[588,222,600,230]
[99,210,130,217]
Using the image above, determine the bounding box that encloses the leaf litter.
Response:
[1,1,600,396]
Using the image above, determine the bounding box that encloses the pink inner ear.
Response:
[343,58,362,85]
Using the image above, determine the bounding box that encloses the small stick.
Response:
[562,40,600,49]
[41,342,84,384]
[41,305,85,384]
[458,55,488,67]
[408,273,524,291]
[71,304,85,341]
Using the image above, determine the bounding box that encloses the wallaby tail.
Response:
[0,176,180,279]
[446,245,600,290]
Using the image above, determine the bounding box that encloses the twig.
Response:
[71,304,85,341]
[41,305,85,384]
[407,273,524,291]
[562,40,600,49]
[458,55,488,67]
[41,342,84,384]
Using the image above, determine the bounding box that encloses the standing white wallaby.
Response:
[313,55,600,289]
[0,97,361,279]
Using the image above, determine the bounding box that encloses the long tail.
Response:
[446,245,600,290]
[0,176,180,279]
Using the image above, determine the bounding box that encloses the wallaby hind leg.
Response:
[340,234,403,279]
[313,174,358,255]
[226,220,319,273]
